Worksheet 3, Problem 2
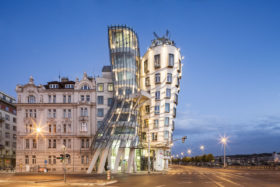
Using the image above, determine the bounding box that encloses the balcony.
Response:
[79,116,89,122]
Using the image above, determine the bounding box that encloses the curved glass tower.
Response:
[87,26,142,174]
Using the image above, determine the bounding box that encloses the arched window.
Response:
[28,95,36,103]
[81,84,90,90]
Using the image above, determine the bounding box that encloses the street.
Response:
[0,165,279,186]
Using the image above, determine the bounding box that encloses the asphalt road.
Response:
[0,165,279,186]
[116,165,280,187]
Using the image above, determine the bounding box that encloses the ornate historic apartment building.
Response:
[15,74,97,173]
[0,92,17,169]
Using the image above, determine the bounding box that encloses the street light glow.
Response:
[220,136,228,145]
[187,149,191,155]
[36,127,41,133]
[200,145,205,151]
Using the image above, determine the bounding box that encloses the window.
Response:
[53,124,56,133]
[68,124,71,133]
[175,94,178,104]
[68,109,71,118]
[144,60,148,73]
[49,125,51,133]
[32,139,37,149]
[97,108,104,117]
[48,109,51,118]
[108,98,113,107]
[81,95,84,101]
[48,95,51,103]
[48,139,52,148]
[98,96,104,105]
[165,103,170,113]
[97,121,102,129]
[65,84,74,89]
[81,139,85,148]
[63,95,66,103]
[80,123,88,132]
[25,109,28,118]
[68,95,71,103]
[166,88,171,98]
[165,117,169,126]
[168,53,174,67]
[145,105,150,114]
[86,139,89,148]
[86,95,90,102]
[49,155,52,165]
[154,119,159,129]
[5,123,10,130]
[28,95,36,103]
[108,83,113,92]
[152,133,158,141]
[53,139,56,148]
[5,132,10,138]
[167,73,172,83]
[13,126,16,131]
[80,108,88,116]
[68,139,71,149]
[32,155,36,164]
[63,139,66,146]
[154,105,160,115]
[142,132,146,141]
[63,109,67,118]
[173,107,176,117]
[81,155,84,164]
[5,114,10,121]
[34,109,36,118]
[155,73,160,83]
[97,83,104,92]
[63,124,67,133]
[53,156,56,164]
[155,91,160,100]
[53,95,56,103]
[154,54,160,68]
[25,139,29,149]
[49,84,58,89]
[53,109,56,118]
[81,84,90,90]
[25,155,29,164]
[164,131,169,140]
[145,77,150,87]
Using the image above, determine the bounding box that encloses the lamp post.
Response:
[220,136,228,168]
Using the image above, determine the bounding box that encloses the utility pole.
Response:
[223,143,226,168]
[148,127,151,174]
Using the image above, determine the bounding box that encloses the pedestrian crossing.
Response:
[161,172,280,176]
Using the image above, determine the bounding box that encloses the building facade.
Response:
[87,26,182,173]
[139,34,182,171]
[15,25,182,173]
[0,92,17,170]
[15,74,97,173]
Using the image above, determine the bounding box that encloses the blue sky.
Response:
[1,0,280,156]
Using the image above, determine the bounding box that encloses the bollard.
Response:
[107,169,111,180]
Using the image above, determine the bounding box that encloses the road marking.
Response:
[214,175,243,186]
[155,185,166,187]
[200,174,224,187]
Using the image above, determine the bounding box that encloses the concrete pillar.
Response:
[113,148,125,173]
[126,148,135,173]
[87,148,101,174]
[97,147,110,174]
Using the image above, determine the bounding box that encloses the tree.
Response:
[206,154,214,162]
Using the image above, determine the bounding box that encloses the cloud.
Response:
[173,107,280,156]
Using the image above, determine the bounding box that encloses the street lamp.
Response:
[36,127,41,133]
[220,136,228,168]
[187,149,191,155]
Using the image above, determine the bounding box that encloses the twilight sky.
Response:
[1,0,280,156]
